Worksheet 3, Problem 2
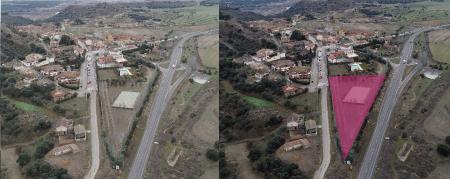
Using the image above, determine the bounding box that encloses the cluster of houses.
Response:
[12,22,150,99]
[50,118,86,156]
[283,113,317,152]
[12,52,81,91]
[243,47,312,97]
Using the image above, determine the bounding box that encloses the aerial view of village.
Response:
[219,0,450,179]
[1,0,218,179]
[1,0,450,179]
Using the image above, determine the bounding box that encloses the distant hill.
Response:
[45,1,197,22]
[220,8,269,21]
[357,0,427,3]
[45,3,122,22]
[1,13,34,25]
[201,0,219,6]
[275,0,354,18]
[220,0,288,8]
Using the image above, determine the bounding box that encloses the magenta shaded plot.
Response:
[329,75,385,159]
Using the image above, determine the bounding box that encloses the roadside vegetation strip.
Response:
[3,96,41,112]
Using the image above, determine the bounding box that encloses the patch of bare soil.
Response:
[428,29,450,44]
[427,163,450,179]
[423,90,450,140]
[224,143,260,179]
[197,35,219,48]
[275,137,321,177]
[1,148,23,179]
[146,80,219,178]
[45,142,89,178]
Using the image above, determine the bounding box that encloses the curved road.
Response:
[357,24,449,179]
[127,30,214,179]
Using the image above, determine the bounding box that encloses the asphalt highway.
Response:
[356,25,446,179]
[313,45,331,179]
[84,51,100,179]
[127,30,213,179]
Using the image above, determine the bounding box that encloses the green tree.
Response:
[266,135,285,154]
[34,138,54,158]
[16,152,31,167]
[206,149,219,161]
[290,30,306,41]
[59,35,75,46]
[437,144,450,157]
[247,147,262,162]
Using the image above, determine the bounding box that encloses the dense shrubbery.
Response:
[29,43,46,54]
[17,152,31,167]
[219,92,250,131]
[34,137,55,158]
[437,136,450,157]
[59,35,75,46]
[265,135,285,154]
[220,58,285,98]
[0,97,22,136]
[206,148,220,161]
[25,160,71,179]
[290,30,306,41]
[1,68,55,106]
[246,135,306,179]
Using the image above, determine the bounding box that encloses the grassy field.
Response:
[398,75,433,116]
[4,96,41,112]
[197,35,219,69]
[241,95,273,108]
[193,92,219,144]
[183,82,204,101]
[288,92,320,112]
[57,97,90,124]
[429,43,450,64]
[98,69,119,81]
[172,5,218,26]
[382,1,450,25]
[198,46,219,68]
[328,64,351,76]
[428,30,450,64]
[424,88,450,139]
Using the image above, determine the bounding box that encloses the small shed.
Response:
[284,139,311,152]
[74,124,87,141]
[305,120,317,136]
